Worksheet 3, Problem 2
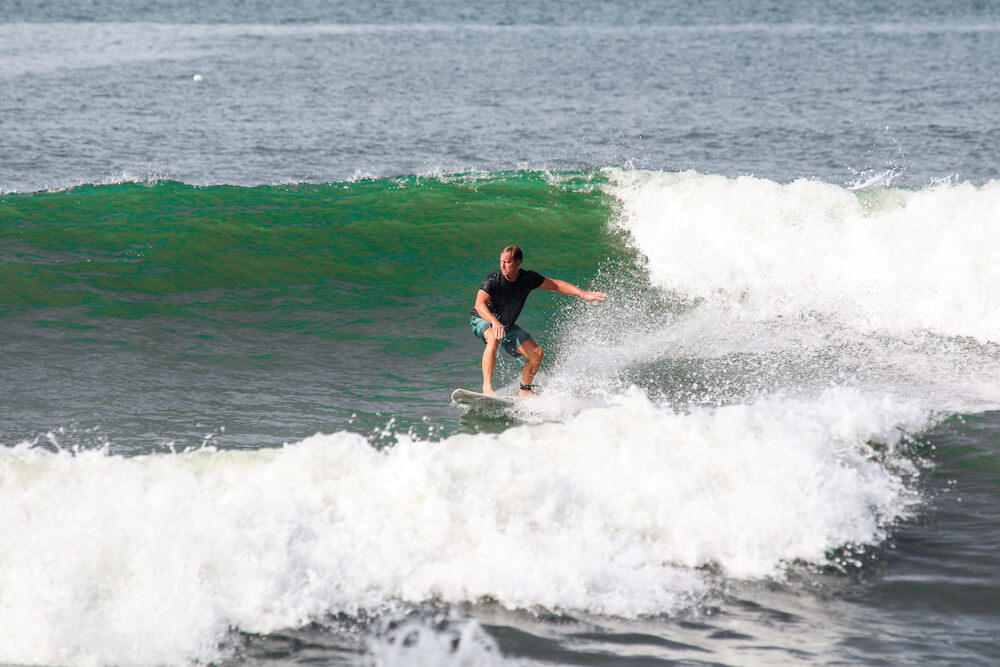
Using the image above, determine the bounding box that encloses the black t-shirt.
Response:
[472,269,546,327]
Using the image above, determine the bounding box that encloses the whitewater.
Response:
[0,388,931,665]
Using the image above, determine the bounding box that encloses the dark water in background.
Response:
[2,1,1000,666]
[3,0,1000,192]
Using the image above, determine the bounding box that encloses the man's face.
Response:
[499,251,520,281]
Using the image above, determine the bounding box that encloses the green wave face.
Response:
[0,172,621,328]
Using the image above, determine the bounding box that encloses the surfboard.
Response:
[450,388,516,409]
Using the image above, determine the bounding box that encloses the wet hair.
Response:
[501,245,523,262]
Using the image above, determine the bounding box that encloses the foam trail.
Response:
[365,612,509,667]
[0,387,932,666]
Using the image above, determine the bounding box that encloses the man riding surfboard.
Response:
[470,245,606,397]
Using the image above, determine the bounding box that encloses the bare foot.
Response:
[518,389,538,398]
[482,387,499,396]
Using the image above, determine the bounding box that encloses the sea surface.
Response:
[2,1,1000,665]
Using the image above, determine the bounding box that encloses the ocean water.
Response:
[2,1,1000,665]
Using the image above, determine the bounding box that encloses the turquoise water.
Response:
[3,1,1000,665]
[1,173,618,451]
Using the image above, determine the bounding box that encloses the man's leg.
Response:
[516,338,544,397]
[481,336,501,395]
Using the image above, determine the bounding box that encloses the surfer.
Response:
[471,245,606,397]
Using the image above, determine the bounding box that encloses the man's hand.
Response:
[582,291,606,302]
[491,321,506,341]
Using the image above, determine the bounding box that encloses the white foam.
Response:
[604,169,1000,343]
[0,386,931,666]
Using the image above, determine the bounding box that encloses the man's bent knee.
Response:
[519,341,543,363]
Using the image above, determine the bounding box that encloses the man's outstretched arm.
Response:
[539,278,606,302]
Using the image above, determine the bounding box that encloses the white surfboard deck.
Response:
[450,388,516,409]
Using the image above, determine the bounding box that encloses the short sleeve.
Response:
[480,272,498,294]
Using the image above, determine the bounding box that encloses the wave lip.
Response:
[605,169,1000,343]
